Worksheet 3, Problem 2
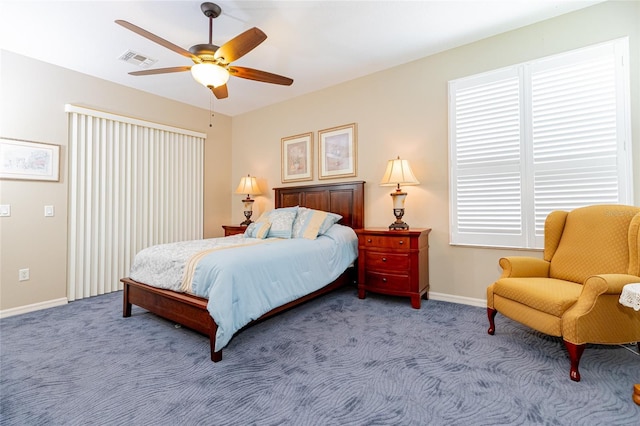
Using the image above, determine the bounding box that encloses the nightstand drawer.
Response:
[365,271,410,292]
[360,235,410,251]
[365,252,410,273]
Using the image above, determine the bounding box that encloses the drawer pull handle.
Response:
[398,240,404,245]
[382,257,387,262]
[382,278,387,283]
[367,238,372,243]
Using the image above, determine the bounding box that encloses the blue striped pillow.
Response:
[292,207,342,239]
[244,221,271,239]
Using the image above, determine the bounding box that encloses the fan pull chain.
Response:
[209,92,214,127]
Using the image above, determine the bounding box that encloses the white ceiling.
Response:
[0,0,602,116]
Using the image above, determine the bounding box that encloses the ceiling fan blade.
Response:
[229,66,294,86]
[115,20,199,62]
[214,27,267,64]
[211,84,229,99]
[128,66,192,76]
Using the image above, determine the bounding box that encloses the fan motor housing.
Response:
[189,43,219,61]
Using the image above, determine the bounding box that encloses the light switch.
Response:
[0,205,10,217]
[44,205,55,217]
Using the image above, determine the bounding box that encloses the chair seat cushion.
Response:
[493,277,583,317]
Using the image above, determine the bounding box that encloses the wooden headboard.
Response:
[274,181,365,229]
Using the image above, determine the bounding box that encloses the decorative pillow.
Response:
[244,221,271,239]
[292,207,343,239]
[258,207,298,239]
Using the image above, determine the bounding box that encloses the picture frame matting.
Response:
[0,138,60,181]
[281,132,313,183]
[318,123,357,180]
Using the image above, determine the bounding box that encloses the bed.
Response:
[121,181,364,362]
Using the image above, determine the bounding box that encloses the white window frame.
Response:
[448,38,633,249]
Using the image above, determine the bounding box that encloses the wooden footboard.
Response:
[122,277,221,361]
[121,268,353,362]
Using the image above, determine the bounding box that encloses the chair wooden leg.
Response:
[487,308,497,335]
[564,341,586,382]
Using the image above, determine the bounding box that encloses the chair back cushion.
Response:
[549,205,640,283]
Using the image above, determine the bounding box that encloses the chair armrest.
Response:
[568,274,640,316]
[499,256,550,278]
[584,274,640,295]
[563,274,640,344]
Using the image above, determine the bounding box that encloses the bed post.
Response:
[123,281,132,317]
[209,317,222,362]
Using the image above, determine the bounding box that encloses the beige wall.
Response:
[231,1,640,303]
[0,50,232,311]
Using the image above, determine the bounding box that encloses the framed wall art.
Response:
[281,132,313,183]
[0,138,60,181]
[318,123,357,179]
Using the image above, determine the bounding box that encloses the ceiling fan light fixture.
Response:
[191,62,230,88]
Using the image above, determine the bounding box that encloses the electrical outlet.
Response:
[18,268,29,281]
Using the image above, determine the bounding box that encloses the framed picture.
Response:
[281,132,313,183]
[0,138,60,181]
[318,123,357,179]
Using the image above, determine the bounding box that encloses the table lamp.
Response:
[235,175,262,226]
[380,156,419,230]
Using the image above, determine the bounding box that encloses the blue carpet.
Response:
[1,286,638,425]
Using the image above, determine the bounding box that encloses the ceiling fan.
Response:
[115,2,293,100]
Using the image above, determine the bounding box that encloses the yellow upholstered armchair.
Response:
[487,204,640,381]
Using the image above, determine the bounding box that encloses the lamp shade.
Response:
[190,63,230,88]
[235,175,262,196]
[380,157,420,186]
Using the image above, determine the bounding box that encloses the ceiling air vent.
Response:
[118,50,157,68]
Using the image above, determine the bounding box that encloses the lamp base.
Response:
[389,220,409,230]
[389,208,409,230]
[240,210,253,226]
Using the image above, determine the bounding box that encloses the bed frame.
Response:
[121,181,364,362]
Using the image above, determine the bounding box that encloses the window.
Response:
[448,38,632,249]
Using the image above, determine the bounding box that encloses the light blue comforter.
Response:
[185,224,357,351]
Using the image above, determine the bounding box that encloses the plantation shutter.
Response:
[529,41,631,247]
[449,38,632,249]
[449,68,525,248]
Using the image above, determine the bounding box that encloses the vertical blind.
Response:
[66,105,205,301]
[448,38,632,249]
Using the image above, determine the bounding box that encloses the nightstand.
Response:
[222,225,247,236]
[355,228,431,309]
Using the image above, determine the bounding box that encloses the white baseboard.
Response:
[0,297,68,319]
[429,291,486,308]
